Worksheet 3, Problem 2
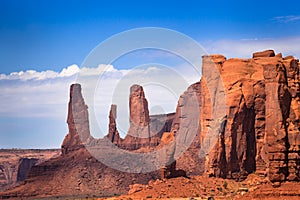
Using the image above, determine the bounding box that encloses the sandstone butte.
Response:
[0,50,299,199]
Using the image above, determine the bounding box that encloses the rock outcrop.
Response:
[122,84,161,150]
[171,82,204,176]
[16,158,38,182]
[202,50,300,184]
[253,50,275,58]
[158,132,176,179]
[62,84,91,154]
[150,113,175,138]
[264,57,300,183]
[0,84,161,199]
[105,104,121,145]
[0,149,59,191]
[1,50,299,199]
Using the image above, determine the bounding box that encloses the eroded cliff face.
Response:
[0,149,59,191]
[263,56,300,183]
[202,50,300,183]
[171,82,204,176]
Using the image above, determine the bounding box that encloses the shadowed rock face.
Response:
[202,54,260,179]
[263,58,300,183]
[17,158,38,181]
[150,113,175,138]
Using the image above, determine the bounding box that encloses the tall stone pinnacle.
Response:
[122,84,160,150]
[61,83,91,154]
[106,104,121,144]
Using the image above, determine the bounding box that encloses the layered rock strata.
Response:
[0,149,59,191]
[203,50,300,183]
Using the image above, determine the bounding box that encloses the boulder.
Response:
[252,50,275,58]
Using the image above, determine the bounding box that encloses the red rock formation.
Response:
[1,50,299,199]
[105,104,121,145]
[129,84,150,128]
[0,85,160,199]
[62,84,91,154]
[285,58,300,181]
[253,50,275,58]
[264,57,300,183]
[202,50,300,184]
[0,149,59,191]
[122,84,160,150]
[170,82,204,176]
[171,82,201,139]
[158,132,176,179]
[203,54,268,179]
[150,113,175,138]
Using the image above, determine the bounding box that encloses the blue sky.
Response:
[1,0,300,73]
[0,0,300,148]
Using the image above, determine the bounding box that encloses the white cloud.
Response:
[0,65,79,81]
[0,64,123,81]
[0,80,72,118]
[0,69,59,81]
[58,64,80,77]
[272,15,300,23]
[205,36,300,59]
[80,64,119,76]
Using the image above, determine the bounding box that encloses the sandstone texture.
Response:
[203,50,300,184]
